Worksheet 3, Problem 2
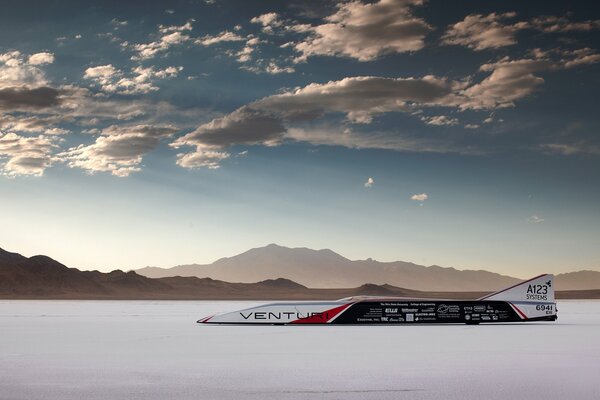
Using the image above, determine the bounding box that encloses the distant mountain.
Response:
[555,271,600,290]
[1,246,599,299]
[136,243,523,291]
[0,246,461,299]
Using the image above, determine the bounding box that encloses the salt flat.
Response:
[0,300,599,400]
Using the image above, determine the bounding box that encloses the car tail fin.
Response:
[478,274,555,303]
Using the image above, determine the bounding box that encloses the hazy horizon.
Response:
[1,0,599,277]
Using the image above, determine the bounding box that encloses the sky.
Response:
[0,0,599,278]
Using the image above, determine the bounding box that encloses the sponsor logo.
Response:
[526,283,550,300]
[239,311,329,321]
[385,308,398,313]
[437,304,460,314]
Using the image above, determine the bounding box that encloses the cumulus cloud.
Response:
[250,12,282,34]
[421,115,459,126]
[84,64,182,94]
[0,51,63,112]
[167,72,529,168]
[527,215,545,224]
[442,13,600,51]
[441,12,528,50]
[61,124,178,176]
[170,40,600,169]
[562,48,600,68]
[195,31,246,46]
[531,16,600,33]
[0,132,58,176]
[0,51,49,89]
[459,58,551,109]
[131,21,193,60]
[364,177,374,187]
[292,0,432,62]
[27,52,55,65]
[410,193,428,201]
[255,75,462,123]
[0,86,61,110]
[171,107,284,168]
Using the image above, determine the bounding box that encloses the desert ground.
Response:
[1,300,599,399]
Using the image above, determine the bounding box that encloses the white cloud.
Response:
[527,215,545,224]
[459,58,551,110]
[531,16,600,33]
[441,12,528,50]
[410,193,428,201]
[364,177,374,187]
[27,52,55,65]
[255,75,462,123]
[132,21,193,60]
[443,13,600,51]
[563,48,600,68]
[84,64,119,79]
[250,12,282,34]
[60,124,178,177]
[84,64,182,95]
[0,51,48,89]
[292,0,431,62]
[0,132,58,176]
[421,115,459,126]
[195,31,246,46]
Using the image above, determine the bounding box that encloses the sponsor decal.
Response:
[526,283,550,300]
[437,304,460,314]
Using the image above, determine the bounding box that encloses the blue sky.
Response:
[1,0,599,277]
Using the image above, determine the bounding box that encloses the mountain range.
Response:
[2,244,599,299]
[135,244,600,291]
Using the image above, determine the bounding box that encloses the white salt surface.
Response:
[0,300,599,400]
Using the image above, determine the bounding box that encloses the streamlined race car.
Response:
[198,274,557,325]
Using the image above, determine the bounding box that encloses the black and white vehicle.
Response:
[198,274,558,325]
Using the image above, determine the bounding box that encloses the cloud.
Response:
[0,132,58,176]
[111,19,128,26]
[0,51,48,89]
[131,21,193,60]
[531,16,600,33]
[563,48,600,68]
[292,0,432,62]
[410,193,428,201]
[441,12,528,50]
[195,31,246,46]
[264,62,295,74]
[540,142,600,156]
[421,115,459,126]
[166,74,487,169]
[527,215,545,224]
[84,64,182,94]
[459,58,551,109]
[27,52,55,65]
[0,86,61,110]
[241,60,295,75]
[250,12,282,34]
[364,177,374,187]
[0,114,70,134]
[254,75,462,123]
[61,124,178,177]
[442,13,600,51]
[286,126,469,154]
